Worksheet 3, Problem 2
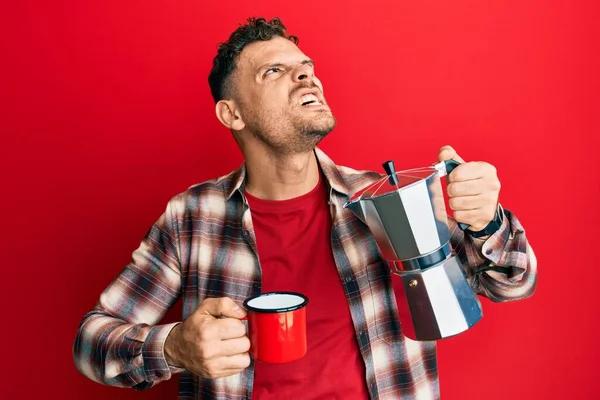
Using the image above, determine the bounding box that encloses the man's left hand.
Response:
[438,145,501,232]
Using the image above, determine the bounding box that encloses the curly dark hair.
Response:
[208,17,299,103]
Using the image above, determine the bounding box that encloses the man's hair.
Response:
[208,17,299,103]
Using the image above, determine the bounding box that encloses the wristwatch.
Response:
[466,204,505,238]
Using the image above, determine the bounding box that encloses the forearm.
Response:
[452,207,538,302]
[73,308,183,389]
[469,239,538,302]
[73,196,186,389]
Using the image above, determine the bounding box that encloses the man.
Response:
[73,17,537,400]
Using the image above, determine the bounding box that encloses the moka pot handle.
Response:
[442,159,470,231]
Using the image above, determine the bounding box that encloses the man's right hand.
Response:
[164,297,251,379]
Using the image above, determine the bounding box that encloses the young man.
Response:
[73,17,537,400]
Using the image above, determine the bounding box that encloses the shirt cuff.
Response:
[140,322,185,385]
[476,209,527,281]
[479,210,510,261]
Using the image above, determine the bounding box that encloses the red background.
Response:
[1,1,598,399]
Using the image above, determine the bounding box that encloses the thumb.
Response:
[197,297,247,319]
[438,145,466,164]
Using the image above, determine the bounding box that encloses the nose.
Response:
[293,63,314,82]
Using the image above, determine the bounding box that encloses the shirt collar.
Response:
[224,147,352,203]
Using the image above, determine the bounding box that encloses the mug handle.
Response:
[442,159,470,231]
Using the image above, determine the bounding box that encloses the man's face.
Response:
[231,36,336,154]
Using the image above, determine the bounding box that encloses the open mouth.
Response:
[300,93,323,106]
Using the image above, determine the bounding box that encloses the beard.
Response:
[295,109,336,143]
[243,105,337,155]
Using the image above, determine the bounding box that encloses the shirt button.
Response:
[345,276,352,283]
[485,248,493,255]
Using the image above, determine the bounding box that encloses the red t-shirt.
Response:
[245,172,369,400]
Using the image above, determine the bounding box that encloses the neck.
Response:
[243,146,320,201]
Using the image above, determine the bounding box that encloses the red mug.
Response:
[242,292,309,364]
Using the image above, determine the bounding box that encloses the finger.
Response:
[218,336,251,356]
[206,368,247,379]
[449,195,489,211]
[220,352,252,370]
[195,361,250,379]
[215,318,248,340]
[438,145,466,163]
[447,180,484,197]
[449,161,496,182]
[198,297,247,319]
[453,209,482,226]
[453,209,495,228]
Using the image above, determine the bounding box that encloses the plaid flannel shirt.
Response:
[73,147,537,399]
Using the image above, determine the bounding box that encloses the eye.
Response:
[264,67,281,77]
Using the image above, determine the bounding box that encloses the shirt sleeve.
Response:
[449,205,538,302]
[72,196,186,389]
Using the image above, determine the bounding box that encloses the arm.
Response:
[72,196,184,390]
[436,145,538,303]
[450,206,538,302]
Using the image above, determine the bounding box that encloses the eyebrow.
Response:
[257,59,314,72]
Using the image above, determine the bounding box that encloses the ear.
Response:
[215,100,245,131]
